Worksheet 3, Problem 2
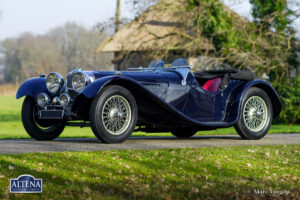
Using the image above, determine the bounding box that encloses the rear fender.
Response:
[226,80,282,123]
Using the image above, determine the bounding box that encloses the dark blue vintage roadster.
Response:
[16,58,281,143]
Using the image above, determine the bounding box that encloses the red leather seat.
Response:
[202,77,222,92]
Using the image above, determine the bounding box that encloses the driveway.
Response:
[0,133,299,154]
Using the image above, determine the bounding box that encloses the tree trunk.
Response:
[115,0,121,33]
[114,0,121,70]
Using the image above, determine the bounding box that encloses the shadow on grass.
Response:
[0,158,142,199]
[0,114,21,121]
[0,150,297,200]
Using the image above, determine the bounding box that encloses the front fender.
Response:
[71,75,204,127]
[71,76,143,113]
[16,77,49,100]
[231,80,282,122]
[79,76,120,99]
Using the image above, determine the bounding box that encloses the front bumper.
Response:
[37,89,77,120]
[38,104,71,120]
[39,110,64,119]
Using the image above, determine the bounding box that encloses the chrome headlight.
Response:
[46,72,64,94]
[59,94,71,107]
[72,72,94,92]
[37,93,50,108]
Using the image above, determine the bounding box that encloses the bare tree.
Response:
[126,0,159,17]
[94,0,159,35]
[1,23,113,84]
[48,22,112,72]
[1,38,21,84]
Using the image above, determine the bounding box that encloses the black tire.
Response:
[22,96,65,140]
[234,87,273,140]
[171,129,197,138]
[89,85,138,143]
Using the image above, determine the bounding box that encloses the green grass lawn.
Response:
[0,96,300,139]
[0,145,299,199]
[0,96,21,121]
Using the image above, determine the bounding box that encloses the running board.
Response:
[66,122,91,128]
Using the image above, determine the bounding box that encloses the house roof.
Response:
[96,0,247,53]
[97,0,215,52]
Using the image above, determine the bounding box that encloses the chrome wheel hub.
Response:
[243,96,268,132]
[102,95,131,135]
[108,108,124,121]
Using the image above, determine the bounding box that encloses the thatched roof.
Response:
[97,0,214,52]
[97,0,247,53]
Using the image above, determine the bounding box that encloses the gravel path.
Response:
[0,133,299,154]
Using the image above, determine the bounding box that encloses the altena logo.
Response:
[10,175,42,193]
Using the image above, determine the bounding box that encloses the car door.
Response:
[183,84,217,121]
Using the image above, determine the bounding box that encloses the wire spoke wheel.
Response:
[90,85,138,143]
[243,96,268,132]
[32,105,57,132]
[21,96,65,141]
[102,95,131,135]
[234,87,273,140]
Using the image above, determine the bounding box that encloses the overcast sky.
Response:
[0,0,133,40]
[0,0,299,40]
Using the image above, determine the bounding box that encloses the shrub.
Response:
[274,77,300,124]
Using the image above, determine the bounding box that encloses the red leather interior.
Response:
[202,77,222,92]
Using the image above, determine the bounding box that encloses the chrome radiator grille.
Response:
[66,73,73,89]
[66,73,78,99]
[68,89,78,99]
